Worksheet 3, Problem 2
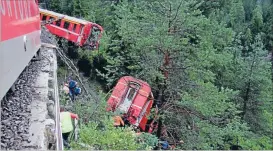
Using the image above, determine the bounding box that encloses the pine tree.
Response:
[48,0,61,11]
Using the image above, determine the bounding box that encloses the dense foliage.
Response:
[71,119,153,150]
[44,0,273,150]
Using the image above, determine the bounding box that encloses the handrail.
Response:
[53,48,64,150]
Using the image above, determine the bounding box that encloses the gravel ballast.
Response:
[1,45,57,150]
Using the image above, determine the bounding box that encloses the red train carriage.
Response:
[107,76,157,133]
[0,0,41,100]
[39,8,103,50]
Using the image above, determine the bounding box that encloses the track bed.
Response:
[1,48,57,150]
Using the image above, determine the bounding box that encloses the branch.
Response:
[166,129,177,146]
[165,66,190,70]
[169,0,183,26]
[159,2,168,11]
[161,103,218,125]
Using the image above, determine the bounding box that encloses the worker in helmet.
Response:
[68,80,77,89]
[113,112,125,128]
[60,106,79,149]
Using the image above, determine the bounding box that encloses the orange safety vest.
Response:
[113,116,124,126]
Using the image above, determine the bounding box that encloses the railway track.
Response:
[0,44,63,150]
[1,60,40,150]
[1,1,103,149]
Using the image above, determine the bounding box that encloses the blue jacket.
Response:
[159,141,169,149]
[69,80,77,89]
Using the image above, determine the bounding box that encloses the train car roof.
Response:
[121,76,151,87]
[39,8,88,24]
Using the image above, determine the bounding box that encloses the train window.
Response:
[79,25,84,34]
[120,83,139,111]
[126,88,137,101]
[64,21,70,29]
[73,24,77,32]
[125,82,140,101]
[42,15,47,21]
[49,17,55,23]
[118,82,140,112]
[56,20,61,26]
[118,87,136,112]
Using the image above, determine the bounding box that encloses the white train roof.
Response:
[39,8,88,24]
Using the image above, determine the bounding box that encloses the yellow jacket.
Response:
[60,112,78,133]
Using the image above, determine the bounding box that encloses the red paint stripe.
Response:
[0,0,40,41]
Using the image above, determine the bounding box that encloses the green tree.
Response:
[51,0,273,149]
[251,4,264,34]
[48,0,61,12]
[73,0,85,18]
[229,0,246,32]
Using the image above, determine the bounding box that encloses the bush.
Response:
[70,118,157,150]
[137,132,159,150]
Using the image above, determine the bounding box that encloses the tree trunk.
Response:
[242,82,251,118]
[242,52,256,118]
[271,49,273,84]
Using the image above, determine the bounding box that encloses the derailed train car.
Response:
[107,76,158,133]
[0,0,41,100]
[39,8,103,50]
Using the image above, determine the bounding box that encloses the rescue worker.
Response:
[69,87,81,101]
[68,80,77,90]
[113,112,125,128]
[136,128,142,136]
[68,80,77,101]
[60,107,79,148]
[74,87,81,96]
[159,140,170,150]
[64,79,81,101]
[63,83,70,94]
[121,113,130,126]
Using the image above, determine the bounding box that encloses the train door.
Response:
[89,26,101,46]
[83,24,102,49]
[119,82,140,113]
[77,24,85,45]
[137,98,151,125]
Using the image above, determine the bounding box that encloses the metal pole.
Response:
[74,119,78,141]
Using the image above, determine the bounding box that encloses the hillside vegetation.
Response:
[42,0,273,150]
